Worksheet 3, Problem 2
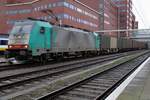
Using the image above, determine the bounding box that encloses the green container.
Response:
[100,35,110,49]
[94,32,100,49]
[117,38,123,49]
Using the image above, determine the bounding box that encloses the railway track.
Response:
[0,51,137,97]
[36,52,150,100]
[0,50,143,72]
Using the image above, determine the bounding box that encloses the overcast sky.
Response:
[133,0,150,29]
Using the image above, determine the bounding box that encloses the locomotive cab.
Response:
[7,20,52,60]
[8,22,32,50]
[7,21,33,59]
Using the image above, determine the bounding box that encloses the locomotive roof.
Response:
[13,20,34,25]
[64,27,89,33]
[13,20,52,28]
[52,26,99,36]
[36,21,52,28]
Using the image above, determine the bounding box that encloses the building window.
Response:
[77,8,82,13]
[52,3,56,7]
[64,14,69,19]
[34,8,37,11]
[44,5,47,9]
[69,4,75,10]
[48,4,52,8]
[63,2,69,7]
[57,2,63,6]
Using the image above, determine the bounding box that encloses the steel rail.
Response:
[36,52,149,100]
[0,54,123,92]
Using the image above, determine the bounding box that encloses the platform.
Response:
[106,57,150,100]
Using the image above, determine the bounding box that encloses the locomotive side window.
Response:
[40,27,45,34]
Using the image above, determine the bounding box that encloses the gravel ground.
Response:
[5,51,148,100]
[0,57,7,63]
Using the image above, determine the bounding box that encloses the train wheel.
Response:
[82,52,86,58]
[56,55,64,62]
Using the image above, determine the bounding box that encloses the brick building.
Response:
[0,0,138,37]
[0,0,33,4]
[2,0,33,3]
[113,0,138,37]
[0,0,101,34]
[104,0,119,36]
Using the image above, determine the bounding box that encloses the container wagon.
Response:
[100,35,110,53]
[110,37,117,52]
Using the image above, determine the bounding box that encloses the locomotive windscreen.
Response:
[9,22,33,45]
[10,24,33,34]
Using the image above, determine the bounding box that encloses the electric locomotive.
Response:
[7,19,100,62]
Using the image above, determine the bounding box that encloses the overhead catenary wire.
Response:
[95,28,150,33]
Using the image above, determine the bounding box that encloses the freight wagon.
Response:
[6,19,147,62]
[100,35,118,53]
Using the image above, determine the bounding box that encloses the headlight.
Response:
[24,45,28,48]
[9,45,12,48]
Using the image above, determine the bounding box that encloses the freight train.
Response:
[6,19,147,62]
